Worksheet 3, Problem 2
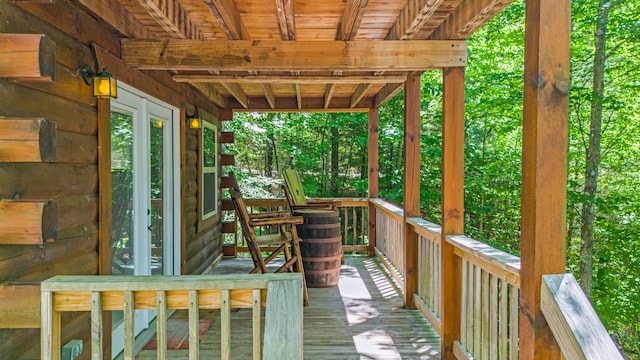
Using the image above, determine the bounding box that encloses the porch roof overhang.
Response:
[77,0,515,111]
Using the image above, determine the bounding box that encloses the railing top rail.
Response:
[370,198,404,222]
[241,197,368,207]
[41,273,301,292]
[447,235,521,286]
[407,217,441,243]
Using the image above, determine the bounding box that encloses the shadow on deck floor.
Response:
[133,256,441,359]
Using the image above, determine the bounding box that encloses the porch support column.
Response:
[440,67,465,359]
[368,108,379,256]
[403,75,420,308]
[519,0,570,359]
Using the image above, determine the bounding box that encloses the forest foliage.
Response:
[226,0,639,357]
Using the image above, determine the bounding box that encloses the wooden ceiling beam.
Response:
[227,96,374,112]
[262,84,276,109]
[76,0,152,38]
[220,82,249,108]
[137,0,201,39]
[374,83,404,108]
[122,39,467,71]
[173,74,408,84]
[275,0,296,40]
[204,0,249,40]
[190,83,226,108]
[337,0,369,40]
[324,84,335,109]
[350,83,372,108]
[386,0,446,40]
[429,0,513,40]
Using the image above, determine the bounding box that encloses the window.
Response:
[201,121,218,220]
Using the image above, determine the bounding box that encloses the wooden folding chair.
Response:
[230,185,309,305]
[282,168,340,213]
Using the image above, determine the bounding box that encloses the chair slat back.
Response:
[283,169,307,206]
[230,188,255,241]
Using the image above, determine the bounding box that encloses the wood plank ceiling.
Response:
[76,0,514,111]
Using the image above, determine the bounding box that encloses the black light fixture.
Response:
[186,111,201,129]
[79,43,117,99]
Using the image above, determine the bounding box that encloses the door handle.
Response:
[148,225,153,231]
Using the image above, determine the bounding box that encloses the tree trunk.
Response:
[330,119,339,194]
[579,0,613,299]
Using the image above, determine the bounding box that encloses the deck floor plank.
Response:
[133,256,441,359]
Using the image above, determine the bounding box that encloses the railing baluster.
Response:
[460,259,468,350]
[41,290,60,360]
[490,275,499,359]
[482,271,490,360]
[252,289,262,360]
[157,290,168,360]
[465,261,474,354]
[499,280,508,360]
[91,291,103,360]
[188,290,199,360]
[474,265,482,358]
[124,290,135,360]
[221,289,231,360]
[509,286,519,360]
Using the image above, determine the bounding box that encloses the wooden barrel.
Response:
[294,209,342,287]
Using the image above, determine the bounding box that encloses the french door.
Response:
[110,85,180,357]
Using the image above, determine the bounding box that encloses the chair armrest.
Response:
[250,216,304,227]
[248,211,290,219]
[291,204,333,211]
[306,199,343,207]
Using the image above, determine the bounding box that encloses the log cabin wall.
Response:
[0,1,223,358]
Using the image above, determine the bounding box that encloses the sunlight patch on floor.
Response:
[364,258,401,301]
[353,329,402,359]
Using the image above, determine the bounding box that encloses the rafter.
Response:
[386,0,445,40]
[429,0,513,40]
[137,0,199,39]
[220,82,249,108]
[295,83,302,109]
[262,84,276,109]
[122,39,467,71]
[172,74,408,84]
[190,83,226,108]
[350,83,372,108]
[324,84,335,109]
[337,0,369,40]
[275,0,296,40]
[204,0,249,40]
[374,83,404,108]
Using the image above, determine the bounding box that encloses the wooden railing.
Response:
[41,273,303,360]
[227,198,369,253]
[370,199,405,285]
[447,235,520,360]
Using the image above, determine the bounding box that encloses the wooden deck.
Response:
[132,256,440,359]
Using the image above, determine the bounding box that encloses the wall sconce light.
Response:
[187,113,201,129]
[80,65,118,98]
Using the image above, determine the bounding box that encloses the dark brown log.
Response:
[186,224,220,260]
[0,200,57,244]
[57,194,98,229]
[221,221,236,233]
[220,109,233,121]
[0,284,40,328]
[220,131,235,144]
[0,163,98,199]
[0,118,56,162]
[0,34,55,80]
[55,130,98,164]
[220,175,231,189]
[221,199,234,211]
[16,252,98,282]
[221,153,235,166]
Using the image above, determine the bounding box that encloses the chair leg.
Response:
[290,229,308,306]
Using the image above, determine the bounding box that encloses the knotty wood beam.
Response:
[386,0,445,40]
[368,108,379,256]
[440,67,465,359]
[204,0,248,40]
[221,154,235,166]
[374,83,404,108]
[337,0,369,40]
[275,0,296,40]
[262,84,276,109]
[403,75,421,309]
[220,82,249,108]
[429,0,512,40]
[350,83,372,108]
[76,0,152,38]
[220,132,235,144]
[0,118,56,162]
[190,83,226,108]
[121,39,468,71]
[0,34,55,80]
[0,200,57,244]
[173,74,408,84]
[519,1,570,359]
[324,84,335,109]
[137,0,202,39]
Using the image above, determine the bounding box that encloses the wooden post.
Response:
[0,34,55,81]
[519,0,570,359]
[97,97,113,359]
[440,67,465,359]
[403,75,420,308]
[368,108,379,256]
